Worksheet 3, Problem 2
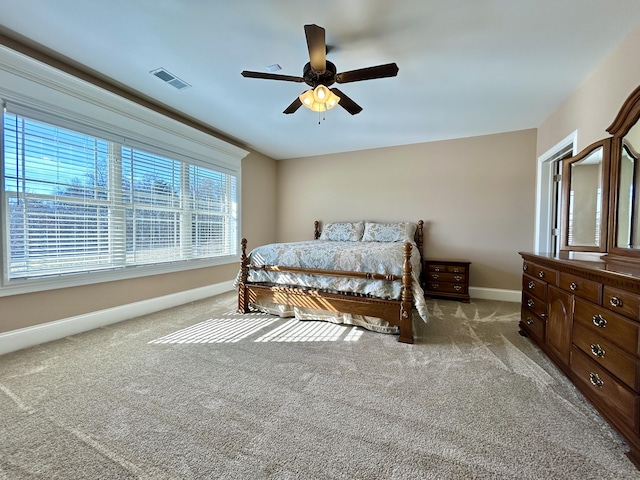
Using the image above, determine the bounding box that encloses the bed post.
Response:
[314,220,321,239]
[237,238,250,314]
[399,241,414,344]
[416,220,424,258]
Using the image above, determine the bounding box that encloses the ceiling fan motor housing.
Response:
[303,61,337,87]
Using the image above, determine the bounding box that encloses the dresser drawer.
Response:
[603,285,640,320]
[523,262,558,285]
[574,298,640,356]
[571,346,639,428]
[522,292,546,319]
[573,322,639,391]
[520,306,545,342]
[426,271,466,283]
[522,273,546,302]
[559,272,601,303]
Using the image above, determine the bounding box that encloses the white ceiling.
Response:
[1,0,640,160]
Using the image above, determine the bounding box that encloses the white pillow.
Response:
[362,222,417,242]
[319,222,365,241]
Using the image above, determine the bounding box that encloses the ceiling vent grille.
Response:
[150,68,191,90]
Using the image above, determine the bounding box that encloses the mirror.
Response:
[568,148,604,246]
[616,127,640,248]
[561,140,610,253]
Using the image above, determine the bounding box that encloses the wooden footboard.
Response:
[237,234,417,344]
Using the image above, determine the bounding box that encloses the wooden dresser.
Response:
[423,259,471,302]
[519,252,640,467]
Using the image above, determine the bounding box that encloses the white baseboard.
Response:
[469,286,521,303]
[0,281,235,357]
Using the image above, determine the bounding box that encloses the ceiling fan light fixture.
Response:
[299,85,340,112]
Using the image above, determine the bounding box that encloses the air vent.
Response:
[150,67,191,90]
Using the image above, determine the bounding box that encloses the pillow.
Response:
[362,222,417,242]
[319,221,365,241]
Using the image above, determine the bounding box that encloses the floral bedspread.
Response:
[239,240,428,322]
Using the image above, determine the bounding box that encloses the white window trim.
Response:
[535,130,577,252]
[0,45,249,297]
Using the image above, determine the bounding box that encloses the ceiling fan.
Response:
[241,24,399,115]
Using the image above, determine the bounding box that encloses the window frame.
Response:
[0,45,248,296]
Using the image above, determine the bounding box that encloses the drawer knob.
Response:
[589,372,604,388]
[434,267,441,272]
[569,282,578,291]
[527,299,535,308]
[592,314,607,328]
[526,317,533,325]
[528,281,535,290]
[590,344,605,358]
[453,268,460,273]
[453,285,462,291]
[523,264,529,272]
[538,271,545,279]
[609,296,623,308]
[454,275,463,282]
[431,283,439,289]
[431,273,439,279]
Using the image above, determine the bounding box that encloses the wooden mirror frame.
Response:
[560,138,611,254]
[605,84,640,267]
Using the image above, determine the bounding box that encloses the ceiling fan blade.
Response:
[283,97,303,114]
[336,63,399,84]
[304,24,326,71]
[241,70,304,82]
[331,88,362,115]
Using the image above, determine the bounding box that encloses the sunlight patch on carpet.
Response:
[149,312,364,344]
[254,319,363,343]
[148,313,278,344]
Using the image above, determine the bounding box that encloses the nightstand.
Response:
[423,259,471,302]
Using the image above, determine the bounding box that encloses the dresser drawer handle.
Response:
[569,282,578,291]
[452,268,461,273]
[431,273,439,280]
[453,285,462,291]
[527,281,535,290]
[431,283,439,289]
[527,299,535,308]
[589,372,604,388]
[454,275,463,282]
[526,317,533,325]
[592,314,607,328]
[523,264,529,272]
[538,271,545,279]
[590,344,605,358]
[609,296,623,308]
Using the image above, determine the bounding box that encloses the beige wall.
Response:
[538,23,640,157]
[0,149,278,334]
[277,129,538,291]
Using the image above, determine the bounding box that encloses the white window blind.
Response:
[2,110,238,282]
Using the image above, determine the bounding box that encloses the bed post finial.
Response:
[314,221,321,240]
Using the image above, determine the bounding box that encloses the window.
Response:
[0,45,247,295]
[2,110,238,284]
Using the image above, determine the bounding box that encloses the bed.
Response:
[236,220,428,343]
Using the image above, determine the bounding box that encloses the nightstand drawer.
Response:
[425,271,466,283]
[426,282,466,295]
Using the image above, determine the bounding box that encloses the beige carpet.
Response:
[1,292,638,479]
